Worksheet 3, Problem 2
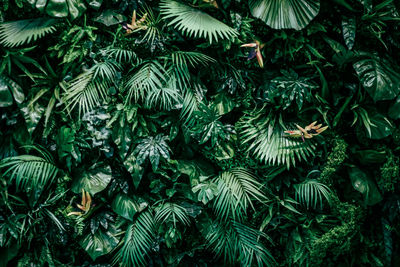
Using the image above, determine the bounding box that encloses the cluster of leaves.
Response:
[1,0,400,266]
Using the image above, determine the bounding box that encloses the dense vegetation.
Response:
[1,0,400,266]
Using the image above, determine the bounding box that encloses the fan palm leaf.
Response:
[160,0,238,43]
[0,146,58,191]
[0,18,57,47]
[249,0,320,30]
[238,110,316,168]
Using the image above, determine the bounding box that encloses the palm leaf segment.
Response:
[0,146,59,191]
[0,18,57,47]
[249,0,320,30]
[238,110,316,168]
[114,211,155,267]
[160,0,238,43]
[213,168,267,221]
[294,179,332,210]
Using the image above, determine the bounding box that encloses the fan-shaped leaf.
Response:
[0,18,57,47]
[249,0,320,30]
[0,146,58,191]
[160,0,238,43]
[238,111,316,168]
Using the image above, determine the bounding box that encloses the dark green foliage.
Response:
[1,0,400,266]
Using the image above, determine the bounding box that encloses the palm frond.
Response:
[0,18,57,47]
[102,47,140,65]
[155,202,190,227]
[180,88,200,123]
[294,179,332,210]
[92,60,121,80]
[169,51,216,68]
[63,69,108,116]
[238,110,316,168]
[114,211,155,267]
[145,79,182,110]
[160,0,238,43]
[213,168,267,221]
[124,61,168,103]
[205,220,275,266]
[0,146,58,191]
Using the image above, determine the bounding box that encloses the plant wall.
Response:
[1,0,400,266]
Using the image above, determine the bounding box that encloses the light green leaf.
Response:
[249,0,320,30]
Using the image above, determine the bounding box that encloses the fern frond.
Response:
[294,179,332,210]
[114,211,155,267]
[160,0,238,43]
[0,18,57,47]
[213,168,267,221]
[0,146,58,191]
[238,110,316,168]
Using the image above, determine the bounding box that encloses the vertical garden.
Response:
[0,0,400,266]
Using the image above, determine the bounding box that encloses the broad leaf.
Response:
[80,226,119,261]
[72,163,112,195]
[353,56,400,102]
[112,194,138,221]
[342,16,356,50]
[348,167,382,205]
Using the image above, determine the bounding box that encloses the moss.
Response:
[379,154,400,193]
[310,196,365,266]
[318,137,348,186]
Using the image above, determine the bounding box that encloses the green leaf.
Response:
[0,77,13,107]
[46,0,69,17]
[56,126,75,159]
[192,180,218,204]
[72,163,112,195]
[112,194,138,221]
[368,112,393,139]
[80,226,119,261]
[342,16,356,50]
[348,167,382,205]
[20,102,45,135]
[249,0,320,30]
[388,95,400,119]
[353,56,400,102]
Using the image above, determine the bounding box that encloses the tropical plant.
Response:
[1,0,399,266]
